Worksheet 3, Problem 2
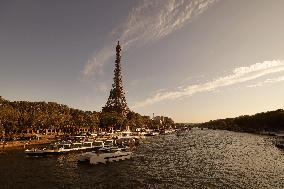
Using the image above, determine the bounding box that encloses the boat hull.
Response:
[89,151,132,165]
[25,146,100,156]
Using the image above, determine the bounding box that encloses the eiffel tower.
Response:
[102,41,129,117]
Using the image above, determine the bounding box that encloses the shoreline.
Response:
[0,139,52,151]
[0,129,278,152]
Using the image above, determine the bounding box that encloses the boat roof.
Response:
[122,131,132,133]
[83,141,93,143]
[73,136,86,138]
[52,141,72,145]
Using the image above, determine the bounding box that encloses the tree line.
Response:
[0,96,175,139]
[199,109,284,133]
[0,96,100,138]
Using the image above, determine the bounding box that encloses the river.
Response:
[0,129,283,189]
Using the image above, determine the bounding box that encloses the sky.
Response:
[1,0,284,123]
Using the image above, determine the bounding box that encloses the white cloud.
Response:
[247,75,284,88]
[266,76,284,83]
[132,60,284,108]
[82,0,218,79]
[82,45,113,79]
[247,83,263,88]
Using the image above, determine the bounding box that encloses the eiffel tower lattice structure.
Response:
[102,41,129,117]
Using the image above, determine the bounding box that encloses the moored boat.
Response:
[116,137,139,147]
[144,129,159,136]
[160,129,175,135]
[25,140,104,156]
[25,141,72,156]
[78,147,132,164]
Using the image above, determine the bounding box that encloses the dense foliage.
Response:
[199,109,284,133]
[0,96,99,137]
[99,111,174,131]
[0,96,175,139]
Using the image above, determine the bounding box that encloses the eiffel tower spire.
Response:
[102,41,129,116]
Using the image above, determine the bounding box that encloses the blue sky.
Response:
[1,0,284,122]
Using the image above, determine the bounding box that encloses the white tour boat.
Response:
[78,147,132,165]
[25,141,72,156]
[25,140,103,156]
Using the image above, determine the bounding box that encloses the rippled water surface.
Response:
[1,129,284,189]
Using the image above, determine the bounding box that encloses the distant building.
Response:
[153,115,174,126]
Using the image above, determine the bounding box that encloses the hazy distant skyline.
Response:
[1,0,284,122]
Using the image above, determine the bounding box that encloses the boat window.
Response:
[104,141,113,145]
[94,142,103,146]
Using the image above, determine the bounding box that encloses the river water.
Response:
[0,129,283,189]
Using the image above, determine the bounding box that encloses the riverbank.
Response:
[199,126,283,137]
[0,139,52,151]
[198,109,284,134]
